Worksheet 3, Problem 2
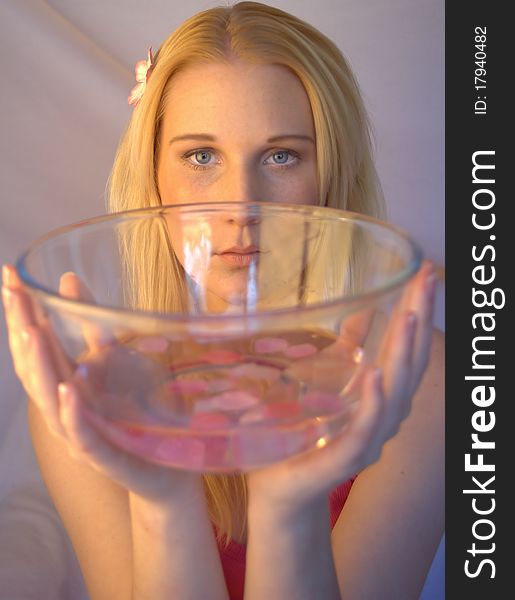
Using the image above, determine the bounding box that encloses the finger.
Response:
[394,261,434,317]
[378,311,416,406]
[39,318,76,381]
[376,263,426,356]
[59,381,127,469]
[2,264,45,327]
[263,367,386,496]
[2,287,40,381]
[59,272,114,352]
[338,308,375,347]
[346,367,383,439]
[23,325,66,437]
[283,310,374,394]
[3,264,25,290]
[265,366,384,489]
[388,262,436,395]
[334,367,385,473]
[2,284,38,331]
[2,265,74,381]
[58,382,158,488]
[408,270,437,391]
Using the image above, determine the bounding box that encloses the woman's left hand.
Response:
[247,261,437,511]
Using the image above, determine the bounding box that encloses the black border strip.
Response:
[445,2,511,596]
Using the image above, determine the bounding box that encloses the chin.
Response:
[205,272,253,312]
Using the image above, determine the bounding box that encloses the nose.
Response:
[225,206,261,228]
[219,164,262,226]
[219,163,262,205]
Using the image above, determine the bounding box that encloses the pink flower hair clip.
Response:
[128,47,154,107]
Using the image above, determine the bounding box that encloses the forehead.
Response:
[160,60,315,137]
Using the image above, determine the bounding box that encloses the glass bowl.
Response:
[16,202,422,472]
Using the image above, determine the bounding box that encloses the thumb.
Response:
[59,272,114,352]
[59,271,96,303]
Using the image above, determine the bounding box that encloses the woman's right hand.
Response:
[1,264,198,505]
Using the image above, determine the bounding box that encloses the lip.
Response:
[217,245,260,255]
[215,246,260,267]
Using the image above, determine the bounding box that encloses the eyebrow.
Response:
[169,133,315,144]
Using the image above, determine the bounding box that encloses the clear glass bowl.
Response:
[16,202,422,472]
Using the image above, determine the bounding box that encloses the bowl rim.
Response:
[15,201,423,325]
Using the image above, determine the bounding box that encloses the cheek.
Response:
[158,163,319,206]
[268,170,319,206]
[158,168,209,205]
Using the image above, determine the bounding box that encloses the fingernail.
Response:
[406,312,417,339]
[426,273,437,299]
[2,265,15,288]
[58,383,70,403]
[2,286,13,307]
[77,364,89,380]
[21,327,32,348]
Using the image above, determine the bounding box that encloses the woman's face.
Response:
[157,59,318,206]
[156,59,319,312]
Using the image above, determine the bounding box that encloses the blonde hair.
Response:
[107,0,384,544]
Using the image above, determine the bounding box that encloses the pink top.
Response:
[216,477,356,600]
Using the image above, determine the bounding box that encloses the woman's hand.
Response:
[247,261,437,511]
[1,264,198,504]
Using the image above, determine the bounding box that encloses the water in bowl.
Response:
[78,327,364,472]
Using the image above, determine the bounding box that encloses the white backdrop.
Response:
[0,1,444,597]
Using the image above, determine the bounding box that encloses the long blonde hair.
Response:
[107,0,384,544]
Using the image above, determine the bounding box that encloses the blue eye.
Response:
[272,151,289,164]
[266,150,300,169]
[181,149,215,171]
[194,150,212,165]
[181,148,300,172]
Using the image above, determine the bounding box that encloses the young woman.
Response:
[1,2,444,599]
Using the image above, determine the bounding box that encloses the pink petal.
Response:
[239,401,302,424]
[231,427,295,467]
[136,336,168,353]
[165,379,209,394]
[283,343,318,359]
[145,48,153,80]
[229,362,281,383]
[195,390,260,413]
[206,379,234,392]
[135,60,149,82]
[301,391,343,414]
[110,419,168,435]
[95,421,161,456]
[190,412,232,429]
[263,401,303,419]
[212,391,261,410]
[201,350,243,365]
[238,407,267,424]
[254,337,289,353]
[153,437,205,468]
[128,82,144,106]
